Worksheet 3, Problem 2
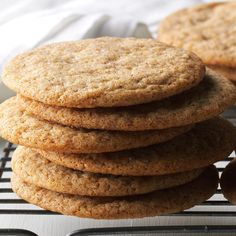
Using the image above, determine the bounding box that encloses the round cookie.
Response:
[158,2,236,68]
[0,97,192,154]
[2,37,205,108]
[18,69,236,131]
[38,118,236,176]
[207,65,236,82]
[11,165,218,219]
[220,159,236,204]
[12,146,204,197]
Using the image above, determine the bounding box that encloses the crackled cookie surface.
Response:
[12,146,204,196]
[159,2,236,68]
[3,37,205,108]
[38,118,236,176]
[18,69,236,131]
[0,97,191,153]
[11,165,218,219]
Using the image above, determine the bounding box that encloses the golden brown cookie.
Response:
[207,65,236,81]
[18,69,236,131]
[220,159,236,204]
[11,165,218,219]
[38,117,236,176]
[12,146,204,197]
[2,37,205,108]
[158,2,236,69]
[0,97,191,153]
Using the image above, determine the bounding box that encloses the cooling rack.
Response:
[0,107,236,236]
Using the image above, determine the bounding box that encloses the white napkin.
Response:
[0,0,210,69]
[0,12,150,71]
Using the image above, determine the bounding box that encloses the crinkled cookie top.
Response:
[159,2,236,67]
[2,37,204,108]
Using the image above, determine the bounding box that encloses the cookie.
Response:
[0,97,191,154]
[220,159,236,204]
[12,146,204,197]
[11,165,218,219]
[18,69,236,131]
[158,2,236,68]
[2,37,205,108]
[38,117,236,176]
[207,65,236,81]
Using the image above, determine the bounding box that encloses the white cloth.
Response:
[0,0,214,102]
[0,0,208,69]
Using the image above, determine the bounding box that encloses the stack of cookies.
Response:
[158,2,236,82]
[0,37,236,219]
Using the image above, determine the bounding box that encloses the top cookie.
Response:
[158,2,236,67]
[2,37,205,108]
